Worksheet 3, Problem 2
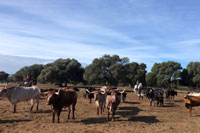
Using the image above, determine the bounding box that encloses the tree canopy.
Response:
[0,71,9,82]
[13,64,43,82]
[146,61,182,88]
[1,54,200,89]
[84,55,146,86]
[37,58,84,86]
[186,62,200,87]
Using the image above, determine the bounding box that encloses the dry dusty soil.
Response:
[1,84,200,133]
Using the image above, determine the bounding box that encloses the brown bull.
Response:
[46,88,77,123]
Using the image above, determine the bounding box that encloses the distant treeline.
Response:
[0,54,200,88]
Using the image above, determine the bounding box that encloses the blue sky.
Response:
[0,0,200,71]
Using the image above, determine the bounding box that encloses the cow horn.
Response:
[100,90,106,95]
[55,89,61,95]
[85,89,94,94]
[58,89,61,95]
[41,92,48,96]
[119,88,126,94]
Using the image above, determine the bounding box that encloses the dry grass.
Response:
[1,84,200,133]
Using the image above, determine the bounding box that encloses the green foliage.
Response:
[146,72,156,86]
[186,62,200,87]
[84,55,146,86]
[0,71,9,82]
[180,69,189,86]
[84,55,128,85]
[124,62,146,86]
[146,61,182,88]
[13,64,43,82]
[37,58,84,86]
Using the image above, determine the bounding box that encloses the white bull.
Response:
[0,86,41,113]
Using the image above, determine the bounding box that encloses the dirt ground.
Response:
[1,84,200,133]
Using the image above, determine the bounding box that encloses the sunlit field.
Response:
[1,84,200,133]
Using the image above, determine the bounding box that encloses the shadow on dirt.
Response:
[128,116,159,123]
[118,106,159,123]
[117,106,142,117]
[162,103,178,108]
[0,119,31,124]
[174,99,184,103]
[124,101,140,105]
[32,110,51,113]
[81,106,159,124]
[80,117,106,124]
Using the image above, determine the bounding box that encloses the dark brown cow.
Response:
[46,88,77,123]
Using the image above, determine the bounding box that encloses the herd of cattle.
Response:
[0,83,200,123]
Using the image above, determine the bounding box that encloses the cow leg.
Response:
[100,107,103,115]
[13,104,17,113]
[36,99,39,112]
[72,104,75,119]
[97,107,99,115]
[57,111,61,123]
[157,100,159,106]
[107,111,110,121]
[112,108,116,122]
[150,100,152,106]
[188,106,192,118]
[52,112,55,123]
[30,99,34,112]
[68,107,71,119]
[90,98,92,104]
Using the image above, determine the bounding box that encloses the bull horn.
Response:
[119,88,126,94]
[100,90,106,95]
[55,89,61,95]
[58,89,61,95]
[85,89,94,94]
[41,92,48,96]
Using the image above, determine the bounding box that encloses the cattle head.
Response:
[0,88,8,98]
[46,90,59,105]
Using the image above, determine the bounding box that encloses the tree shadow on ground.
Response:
[128,116,159,123]
[124,101,140,105]
[80,117,107,124]
[117,106,142,117]
[162,103,178,108]
[32,109,51,113]
[117,106,159,123]
[174,99,184,103]
[0,119,31,124]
